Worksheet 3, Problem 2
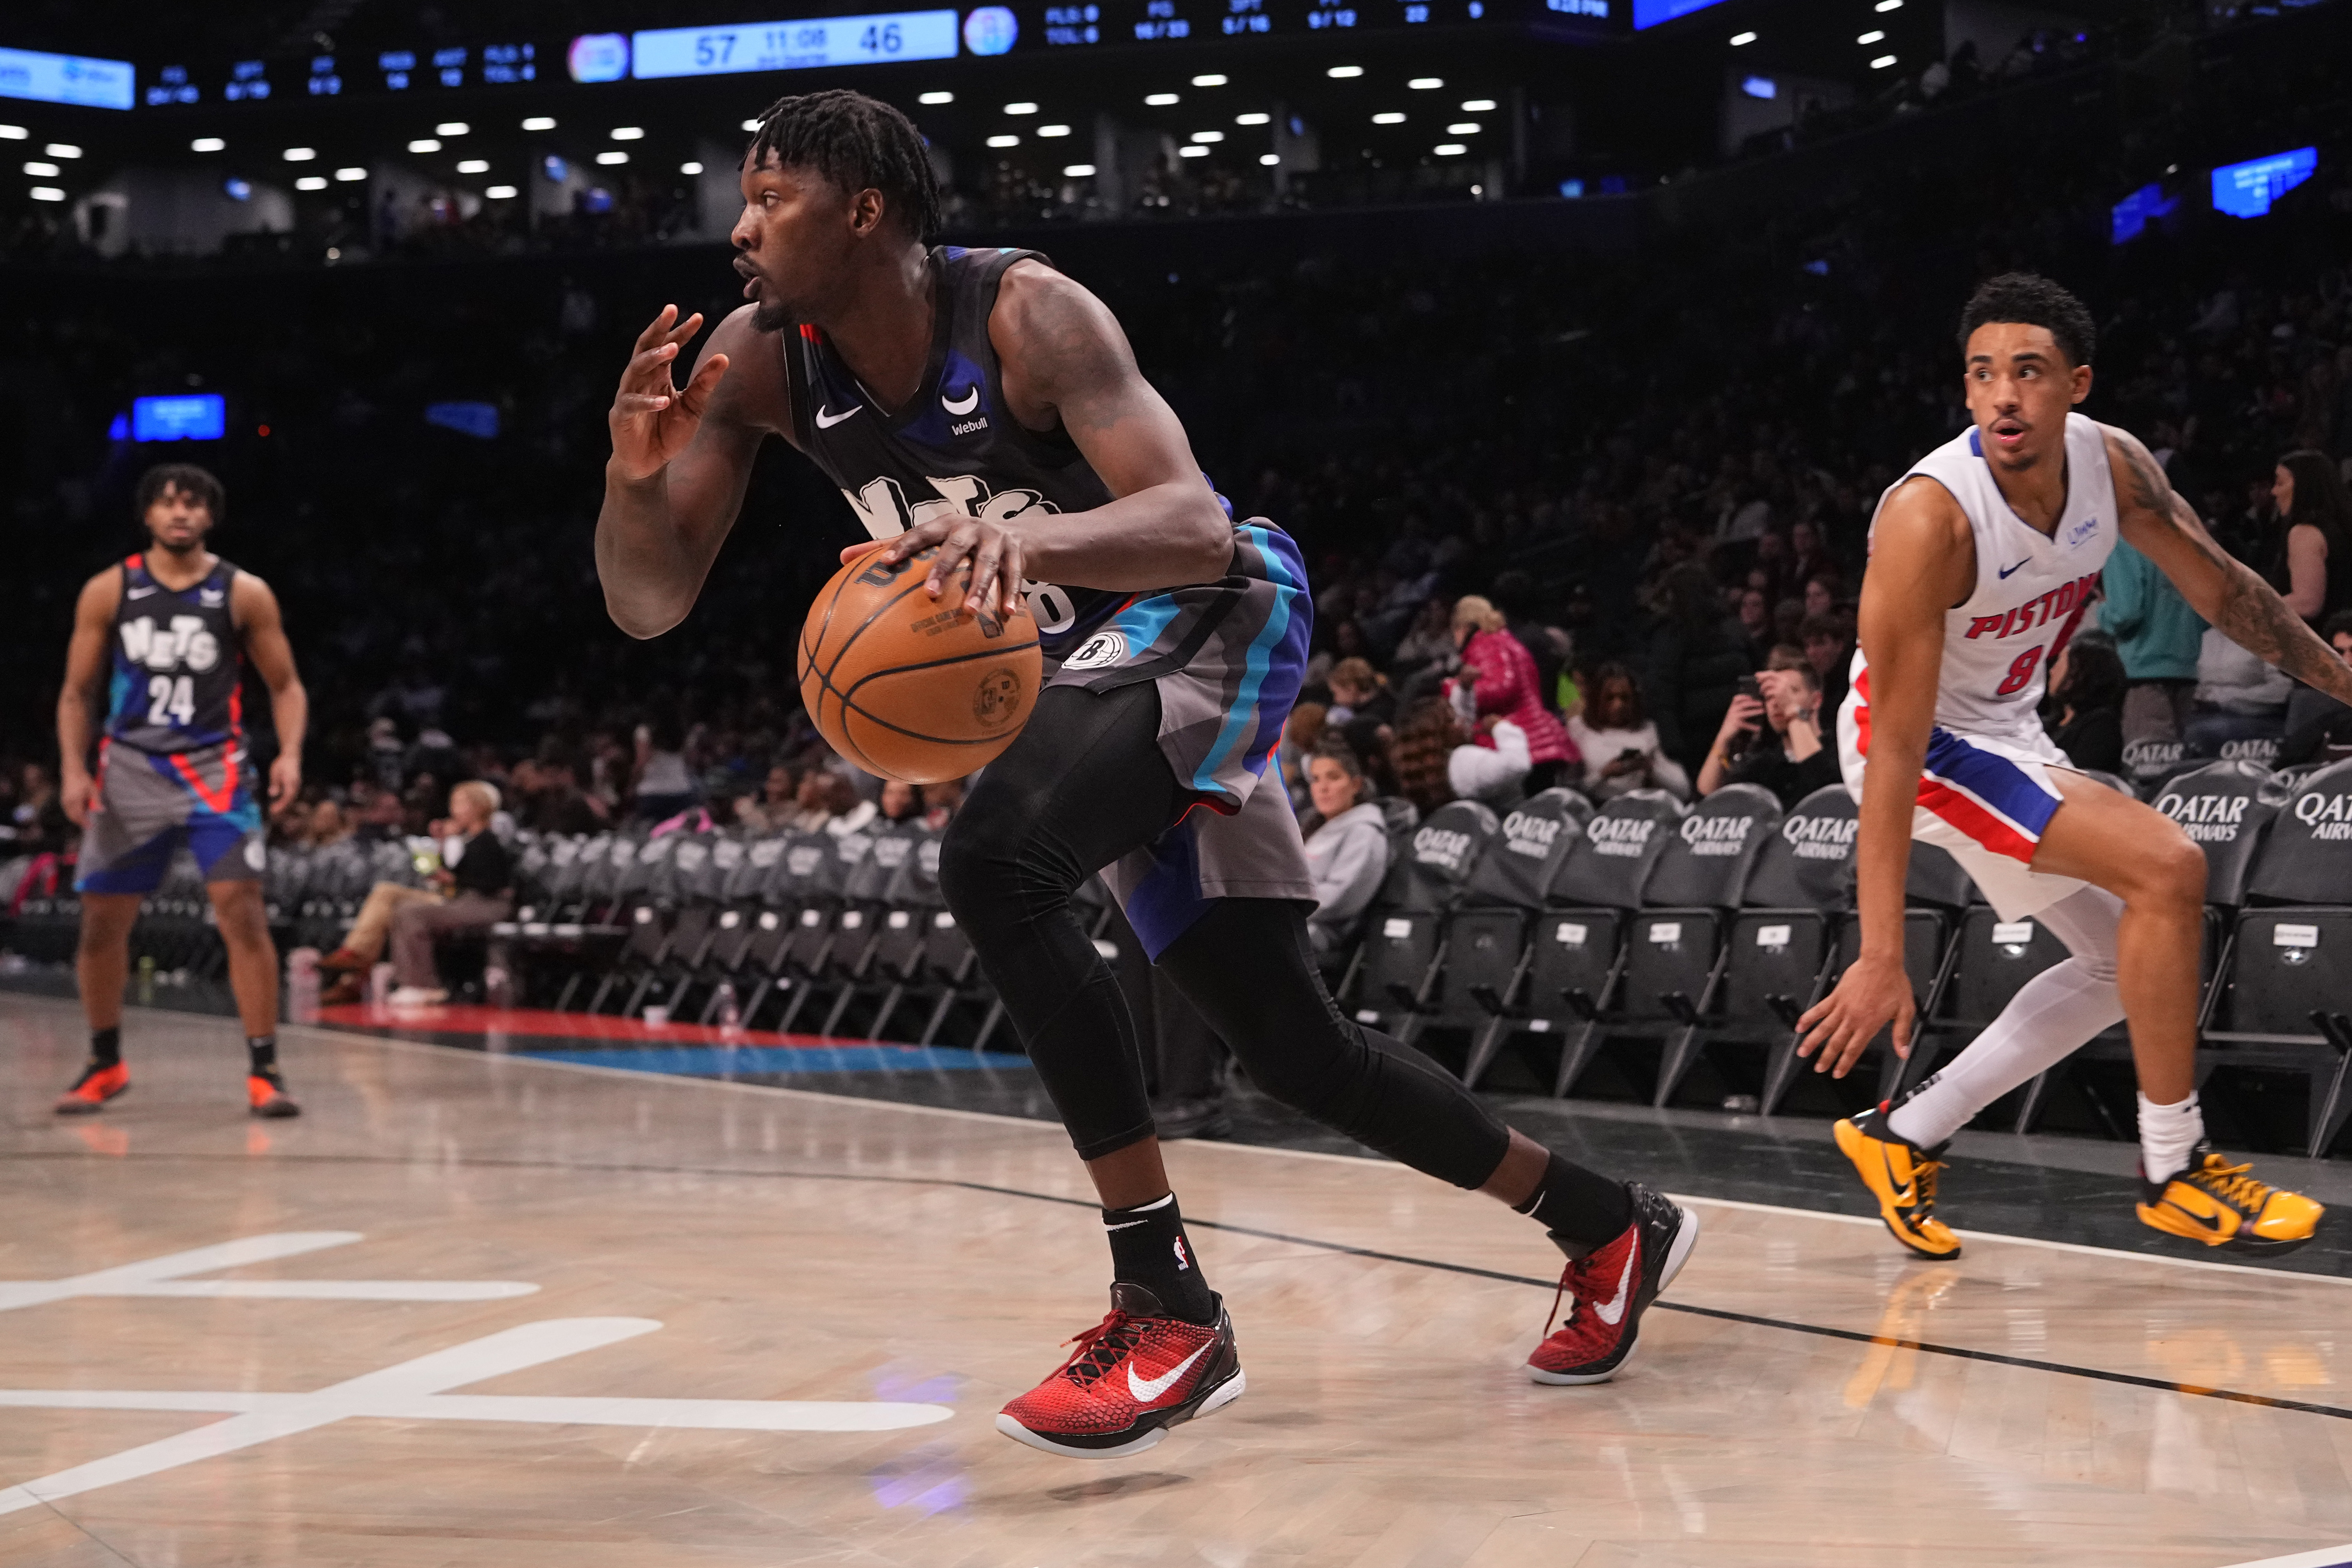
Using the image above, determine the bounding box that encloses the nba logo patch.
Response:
[1064,630,1128,671]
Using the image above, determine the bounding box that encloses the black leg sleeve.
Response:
[1155,897,1513,1191]
[936,682,1181,1161]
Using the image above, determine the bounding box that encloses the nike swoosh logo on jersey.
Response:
[814,404,862,428]
[127,586,157,599]
[1591,1247,1638,1326]
[1128,1340,1212,1403]
[1996,558,2031,578]
[941,386,981,416]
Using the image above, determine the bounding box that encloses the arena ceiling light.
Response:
[1191,74,1226,86]
[1144,92,1179,105]
[29,185,63,201]
[1730,30,1757,44]
[1038,123,1071,137]
[1326,65,1362,78]
[611,126,645,140]
[1447,122,1480,134]
[1191,130,1224,142]
[46,142,81,158]
[1002,102,1036,115]
[294,175,327,190]
[23,160,57,177]
[740,117,761,130]
[486,183,518,198]
[986,133,1019,147]
[284,146,318,160]
[1259,153,1279,166]
[456,158,489,173]
[1408,77,1443,89]
[1371,111,1405,124]
[1461,98,1496,111]
[1062,162,1095,176]
[1178,144,1207,158]
[335,166,366,181]
[190,136,226,152]
[595,149,629,164]
[521,116,556,130]
[919,90,953,104]
[1857,29,1884,44]
[1235,111,1270,125]
[1875,0,1902,9]
[1432,142,1466,156]
[407,137,440,152]
[1870,53,1897,67]
[0,125,25,140]
[436,121,469,136]
[681,160,703,174]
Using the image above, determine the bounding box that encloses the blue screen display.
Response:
[0,45,135,110]
[1632,0,1731,28]
[131,395,226,442]
[2110,182,2178,244]
[425,401,500,439]
[2211,147,2317,220]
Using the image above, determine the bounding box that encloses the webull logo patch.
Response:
[1680,814,1756,857]
[2294,793,2352,842]
[1587,816,1657,858]
[1414,827,1475,870]
[1782,813,1859,860]
[1502,810,1568,860]
[2156,791,2252,843]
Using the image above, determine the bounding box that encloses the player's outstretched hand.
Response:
[846,515,1028,625]
[609,305,729,483]
[1794,951,1914,1079]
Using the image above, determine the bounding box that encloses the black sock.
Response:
[1513,1152,1635,1250]
[90,1027,122,1069]
[1102,1193,1217,1324]
[246,1036,279,1078]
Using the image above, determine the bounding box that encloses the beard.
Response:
[750,289,804,333]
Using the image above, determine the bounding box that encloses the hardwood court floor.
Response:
[3,992,2350,1568]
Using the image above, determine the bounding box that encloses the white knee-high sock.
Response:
[1885,886,2125,1150]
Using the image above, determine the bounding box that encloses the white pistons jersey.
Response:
[1854,411,2115,744]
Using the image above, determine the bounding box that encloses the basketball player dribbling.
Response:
[54,464,307,1119]
[596,90,1700,1457]
[1799,274,2349,1257]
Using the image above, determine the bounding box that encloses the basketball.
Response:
[796,543,1043,784]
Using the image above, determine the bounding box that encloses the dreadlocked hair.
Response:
[748,89,942,243]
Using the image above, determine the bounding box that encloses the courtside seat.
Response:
[1446,789,1591,1086]
[1336,800,1498,1042]
[1624,784,1783,1107]
[1506,789,1687,1099]
[2204,757,2352,1156]
[815,822,934,1036]
[585,902,673,1016]
[1835,841,1974,1104]
[1713,784,1859,1114]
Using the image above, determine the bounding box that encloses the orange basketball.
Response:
[796,544,1043,784]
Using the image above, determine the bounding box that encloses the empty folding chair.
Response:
[1446,788,1591,1086]
[1712,784,1859,1114]
[1334,800,1498,1044]
[1626,784,1783,1107]
[1838,842,1975,1104]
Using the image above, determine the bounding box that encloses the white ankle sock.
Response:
[2137,1091,2205,1184]
[1882,889,2126,1149]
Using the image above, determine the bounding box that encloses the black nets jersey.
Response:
[104,553,244,754]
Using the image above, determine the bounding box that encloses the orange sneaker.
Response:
[248,1072,302,1119]
[55,1061,129,1115]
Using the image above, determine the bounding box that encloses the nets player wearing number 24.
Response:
[1799,274,2344,1258]
[595,90,1698,1459]
[55,464,308,1119]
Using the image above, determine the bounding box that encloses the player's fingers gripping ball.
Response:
[797,543,1043,783]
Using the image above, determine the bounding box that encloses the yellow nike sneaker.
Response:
[1834,1106,1962,1260]
[2137,1145,2324,1254]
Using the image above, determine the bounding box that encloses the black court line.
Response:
[9,1145,2350,1425]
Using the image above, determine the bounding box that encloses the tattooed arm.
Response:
[2104,425,2352,706]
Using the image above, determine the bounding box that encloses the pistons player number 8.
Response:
[1993,643,2044,698]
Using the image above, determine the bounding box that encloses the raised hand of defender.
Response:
[1794,951,1915,1079]
[609,305,729,483]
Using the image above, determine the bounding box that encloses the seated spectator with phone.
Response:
[318,780,515,1006]
[1696,662,1838,806]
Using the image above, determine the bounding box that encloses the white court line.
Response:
[0,1231,538,1313]
[0,1316,952,1516]
[319,1025,2352,1291]
[2220,1545,2352,1568]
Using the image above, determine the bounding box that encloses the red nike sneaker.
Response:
[995,1283,1244,1458]
[55,1062,129,1115]
[247,1073,302,1119]
[1527,1183,1700,1386]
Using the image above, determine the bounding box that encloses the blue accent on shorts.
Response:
[1122,812,1216,961]
[1922,726,2064,839]
[520,1045,1015,1076]
[1190,522,1310,794]
[74,751,262,895]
